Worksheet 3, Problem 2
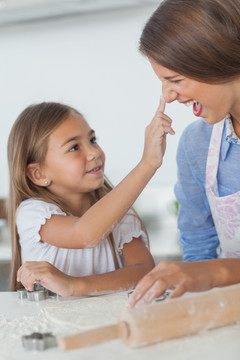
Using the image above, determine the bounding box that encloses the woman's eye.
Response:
[70,144,79,152]
[170,79,183,84]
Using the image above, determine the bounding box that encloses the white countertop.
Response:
[0,291,239,360]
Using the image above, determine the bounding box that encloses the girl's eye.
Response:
[90,136,97,144]
[70,144,79,152]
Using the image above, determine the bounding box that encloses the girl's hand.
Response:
[126,260,216,308]
[141,96,175,171]
[17,261,74,297]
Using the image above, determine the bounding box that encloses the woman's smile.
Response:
[193,101,203,117]
[149,58,240,126]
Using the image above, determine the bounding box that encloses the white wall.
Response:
[0,4,193,199]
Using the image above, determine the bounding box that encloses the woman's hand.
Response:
[141,96,175,171]
[127,260,223,308]
[17,261,74,297]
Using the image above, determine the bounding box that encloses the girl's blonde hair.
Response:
[7,102,148,291]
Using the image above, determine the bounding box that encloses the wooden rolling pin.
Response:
[59,284,240,350]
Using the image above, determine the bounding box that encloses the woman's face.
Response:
[149,58,240,126]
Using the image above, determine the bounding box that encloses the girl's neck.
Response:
[63,192,92,217]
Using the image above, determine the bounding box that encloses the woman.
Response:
[128,0,240,307]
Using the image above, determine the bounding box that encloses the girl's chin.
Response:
[95,179,105,189]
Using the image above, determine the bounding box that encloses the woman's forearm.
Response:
[209,258,240,288]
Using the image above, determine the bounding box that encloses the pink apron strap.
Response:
[206,119,225,192]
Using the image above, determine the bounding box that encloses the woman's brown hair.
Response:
[140,0,240,83]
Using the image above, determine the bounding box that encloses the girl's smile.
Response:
[86,165,103,175]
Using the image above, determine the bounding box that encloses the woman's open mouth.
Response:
[193,101,203,117]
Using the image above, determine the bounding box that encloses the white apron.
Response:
[206,118,240,258]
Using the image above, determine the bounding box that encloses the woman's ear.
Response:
[26,163,49,187]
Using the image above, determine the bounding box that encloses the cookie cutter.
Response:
[155,289,172,302]
[22,332,57,351]
[127,290,134,297]
[127,289,172,302]
[17,283,58,301]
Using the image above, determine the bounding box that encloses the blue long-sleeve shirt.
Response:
[174,118,240,261]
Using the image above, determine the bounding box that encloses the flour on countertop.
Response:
[1,291,240,360]
[43,291,128,330]
[0,291,128,359]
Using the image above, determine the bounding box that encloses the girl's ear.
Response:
[26,163,49,187]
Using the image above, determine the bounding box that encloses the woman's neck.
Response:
[231,78,240,137]
[231,112,240,138]
[232,119,240,138]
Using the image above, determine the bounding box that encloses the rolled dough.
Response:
[43,291,128,330]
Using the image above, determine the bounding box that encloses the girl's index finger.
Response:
[157,95,166,114]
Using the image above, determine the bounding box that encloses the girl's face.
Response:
[42,113,105,197]
[149,58,240,126]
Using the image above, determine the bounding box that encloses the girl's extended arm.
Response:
[17,238,155,296]
[126,258,240,307]
[40,97,175,249]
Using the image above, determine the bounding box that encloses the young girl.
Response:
[8,100,174,296]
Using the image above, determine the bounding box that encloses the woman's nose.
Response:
[162,82,178,103]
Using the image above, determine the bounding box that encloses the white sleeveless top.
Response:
[16,198,148,276]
